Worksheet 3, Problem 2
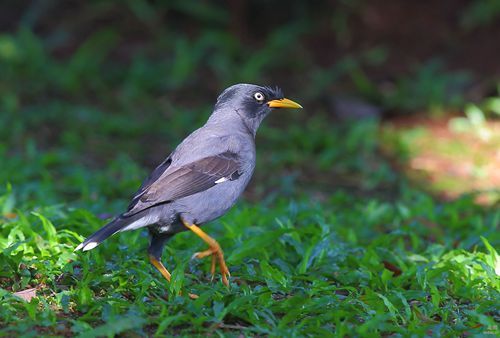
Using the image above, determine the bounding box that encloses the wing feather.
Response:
[124,151,241,216]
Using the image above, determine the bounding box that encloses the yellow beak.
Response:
[267,98,303,109]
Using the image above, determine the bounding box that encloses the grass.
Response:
[1,176,499,336]
[1,17,499,336]
[1,115,498,336]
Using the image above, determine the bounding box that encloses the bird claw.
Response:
[192,250,213,260]
[220,265,230,287]
[192,246,230,287]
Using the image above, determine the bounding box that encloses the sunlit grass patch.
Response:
[381,118,500,205]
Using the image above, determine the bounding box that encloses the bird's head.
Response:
[210,84,302,135]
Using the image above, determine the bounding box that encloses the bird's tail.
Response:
[74,214,139,252]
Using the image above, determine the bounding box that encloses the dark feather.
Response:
[74,214,142,251]
[124,151,242,216]
[263,86,283,99]
[128,156,172,210]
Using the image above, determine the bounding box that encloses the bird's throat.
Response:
[234,108,260,137]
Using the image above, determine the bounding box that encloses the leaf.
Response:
[155,314,189,336]
[0,183,15,215]
[480,236,500,275]
[168,261,186,297]
[31,212,58,244]
[228,228,290,263]
[13,288,37,302]
[376,293,399,322]
[383,261,402,276]
[76,315,146,338]
[260,261,288,289]
[484,97,500,115]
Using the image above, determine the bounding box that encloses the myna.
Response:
[75,84,302,287]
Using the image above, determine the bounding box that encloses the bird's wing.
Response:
[125,155,173,212]
[124,151,242,216]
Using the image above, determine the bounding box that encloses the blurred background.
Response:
[1,2,499,335]
[1,0,499,209]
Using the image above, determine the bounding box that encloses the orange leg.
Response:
[182,219,230,287]
[149,254,199,299]
[149,255,171,282]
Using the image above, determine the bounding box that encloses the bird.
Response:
[74,84,302,288]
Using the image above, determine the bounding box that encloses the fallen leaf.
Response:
[383,261,402,276]
[13,288,37,302]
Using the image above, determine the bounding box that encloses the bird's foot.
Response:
[182,219,230,286]
[149,255,200,299]
[192,243,230,287]
[149,255,171,282]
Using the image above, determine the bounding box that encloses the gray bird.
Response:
[75,84,302,287]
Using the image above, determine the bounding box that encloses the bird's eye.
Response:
[253,92,265,102]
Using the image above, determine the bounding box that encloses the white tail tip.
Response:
[82,242,98,251]
[74,241,99,252]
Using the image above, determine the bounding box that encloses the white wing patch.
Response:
[215,177,229,184]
